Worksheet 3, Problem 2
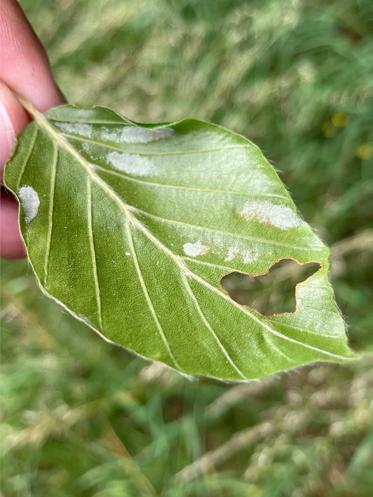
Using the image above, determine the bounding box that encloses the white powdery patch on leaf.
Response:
[225,245,261,264]
[183,241,210,257]
[82,142,93,153]
[100,128,121,142]
[107,152,155,176]
[242,248,260,264]
[101,126,174,144]
[240,200,302,230]
[18,186,40,224]
[224,246,236,262]
[120,126,174,143]
[57,122,93,138]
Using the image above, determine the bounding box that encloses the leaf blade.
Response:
[4,102,355,381]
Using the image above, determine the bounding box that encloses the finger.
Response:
[0,81,29,178]
[0,189,25,258]
[0,82,28,258]
[0,0,65,111]
[0,1,65,259]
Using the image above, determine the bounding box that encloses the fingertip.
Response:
[0,81,30,177]
[0,0,65,111]
[0,189,25,259]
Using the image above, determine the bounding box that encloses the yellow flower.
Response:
[331,112,347,128]
[356,144,373,160]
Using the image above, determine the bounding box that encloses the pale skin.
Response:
[0,0,64,258]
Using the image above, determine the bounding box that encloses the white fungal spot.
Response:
[183,241,210,257]
[240,200,302,230]
[225,246,238,262]
[100,128,120,142]
[57,122,93,138]
[101,126,174,143]
[242,248,260,264]
[18,186,40,224]
[82,142,93,153]
[120,126,174,143]
[224,245,261,264]
[125,251,131,256]
[107,152,155,176]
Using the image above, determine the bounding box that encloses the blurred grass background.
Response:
[1,0,373,495]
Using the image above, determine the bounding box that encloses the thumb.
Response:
[0,81,29,176]
[0,82,30,258]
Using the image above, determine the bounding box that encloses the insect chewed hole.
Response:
[221,259,321,315]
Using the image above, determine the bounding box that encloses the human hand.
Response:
[0,0,64,258]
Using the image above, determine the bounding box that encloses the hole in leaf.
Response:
[221,259,321,315]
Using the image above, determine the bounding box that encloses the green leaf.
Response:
[4,101,355,381]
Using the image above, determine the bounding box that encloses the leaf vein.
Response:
[87,178,103,329]
[16,126,38,189]
[129,206,322,253]
[181,273,246,379]
[263,335,295,364]
[94,163,289,201]
[125,221,183,371]
[43,142,58,287]
[62,133,253,156]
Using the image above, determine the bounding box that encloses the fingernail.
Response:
[0,102,16,167]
